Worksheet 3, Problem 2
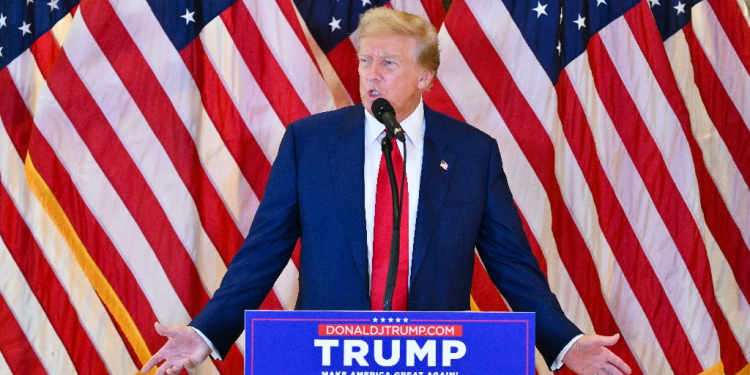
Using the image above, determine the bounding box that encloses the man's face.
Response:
[358,35,433,123]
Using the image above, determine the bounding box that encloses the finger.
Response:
[608,352,632,374]
[166,363,184,375]
[154,362,169,375]
[141,353,163,374]
[604,361,629,375]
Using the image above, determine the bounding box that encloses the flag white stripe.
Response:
[694,2,750,128]
[200,18,287,164]
[32,86,190,327]
[51,13,74,47]
[1,128,138,375]
[465,0,558,138]
[244,0,335,115]
[601,17,709,238]
[0,240,75,375]
[6,50,43,115]
[110,0,254,233]
[664,32,750,247]
[566,48,721,369]
[64,11,226,296]
[550,59,674,375]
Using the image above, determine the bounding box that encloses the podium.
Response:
[245,310,535,374]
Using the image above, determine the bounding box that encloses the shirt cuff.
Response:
[550,334,583,371]
[190,326,222,360]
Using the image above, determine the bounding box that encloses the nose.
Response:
[365,62,382,82]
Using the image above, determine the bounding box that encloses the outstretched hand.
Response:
[562,333,632,375]
[141,322,211,375]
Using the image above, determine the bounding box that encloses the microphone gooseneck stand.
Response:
[380,131,407,311]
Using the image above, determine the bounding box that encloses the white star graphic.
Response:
[556,40,562,56]
[380,317,385,322]
[181,9,195,25]
[403,318,409,322]
[47,0,59,10]
[573,14,586,30]
[0,13,6,29]
[674,1,686,14]
[329,16,342,32]
[648,0,660,7]
[372,317,378,322]
[362,0,371,6]
[388,317,393,322]
[396,318,401,322]
[19,21,32,36]
[0,46,3,58]
[597,0,607,6]
[532,2,547,18]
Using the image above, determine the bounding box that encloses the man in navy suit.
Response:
[142,7,631,375]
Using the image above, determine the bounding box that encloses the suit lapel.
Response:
[327,104,369,286]
[411,106,456,283]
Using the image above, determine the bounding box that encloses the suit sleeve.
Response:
[189,123,302,358]
[475,139,582,369]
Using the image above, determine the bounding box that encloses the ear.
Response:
[417,69,436,90]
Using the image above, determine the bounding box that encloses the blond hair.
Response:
[358,7,440,73]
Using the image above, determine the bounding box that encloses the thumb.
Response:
[154,322,172,337]
[598,333,621,347]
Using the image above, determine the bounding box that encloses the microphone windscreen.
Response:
[372,98,395,124]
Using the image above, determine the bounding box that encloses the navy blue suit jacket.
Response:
[190,104,582,367]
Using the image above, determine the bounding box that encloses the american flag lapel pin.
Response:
[440,160,448,170]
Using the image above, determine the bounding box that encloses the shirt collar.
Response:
[365,98,425,148]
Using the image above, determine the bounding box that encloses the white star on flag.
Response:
[0,46,3,57]
[0,13,6,29]
[533,2,547,18]
[47,0,59,10]
[19,21,32,36]
[362,0,371,6]
[329,16,341,32]
[559,7,563,24]
[597,0,607,6]
[674,1,686,15]
[181,9,195,25]
[574,14,586,30]
[26,0,34,4]
[648,0,660,7]
[556,40,562,55]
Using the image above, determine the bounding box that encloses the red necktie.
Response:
[371,136,409,311]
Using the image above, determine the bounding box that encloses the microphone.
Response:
[372,98,406,142]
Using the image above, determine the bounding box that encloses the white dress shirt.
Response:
[364,99,425,288]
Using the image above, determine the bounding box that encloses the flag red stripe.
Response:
[557,70,702,374]
[419,0,446,29]
[0,69,33,158]
[471,253,510,312]
[222,1,311,125]
[0,289,47,375]
[683,28,750,188]
[81,0,246,267]
[46,51,209,317]
[423,77,465,123]
[327,39,361,104]
[0,184,110,375]
[684,26,750,304]
[28,32,60,80]
[706,0,750,75]
[446,0,637,366]
[588,34,745,372]
[626,4,750,305]
[180,39,271,201]
[27,127,165,353]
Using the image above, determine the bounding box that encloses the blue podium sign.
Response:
[245,311,535,375]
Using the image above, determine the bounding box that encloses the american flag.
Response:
[0,0,747,374]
